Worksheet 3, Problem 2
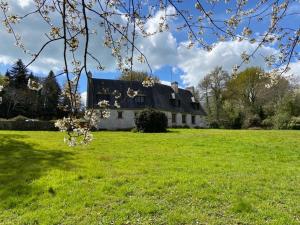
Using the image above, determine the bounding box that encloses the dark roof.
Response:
[87,78,206,115]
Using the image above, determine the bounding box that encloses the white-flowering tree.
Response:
[0,0,299,145]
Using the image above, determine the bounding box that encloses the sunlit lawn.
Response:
[0,129,300,225]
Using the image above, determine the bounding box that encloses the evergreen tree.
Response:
[8,59,29,88]
[41,71,61,119]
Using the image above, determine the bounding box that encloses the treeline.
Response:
[198,67,300,129]
[0,59,69,119]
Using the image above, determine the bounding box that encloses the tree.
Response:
[7,59,29,88]
[224,67,291,128]
[40,71,61,119]
[199,67,229,126]
[118,71,160,83]
[1,61,42,118]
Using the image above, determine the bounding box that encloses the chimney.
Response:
[171,81,178,93]
[185,86,195,94]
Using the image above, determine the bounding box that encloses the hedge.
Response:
[0,120,57,131]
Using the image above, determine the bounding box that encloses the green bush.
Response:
[273,112,291,129]
[0,120,57,131]
[261,118,274,129]
[288,117,300,130]
[135,109,168,133]
[243,114,261,128]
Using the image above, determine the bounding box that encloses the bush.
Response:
[273,112,291,129]
[135,109,168,132]
[0,120,57,131]
[243,114,261,128]
[209,120,220,128]
[261,118,274,129]
[288,117,300,130]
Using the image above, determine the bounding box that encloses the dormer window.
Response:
[171,93,176,99]
[191,96,196,103]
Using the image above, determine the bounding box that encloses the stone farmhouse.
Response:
[87,77,206,130]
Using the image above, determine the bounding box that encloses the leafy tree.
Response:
[198,67,229,127]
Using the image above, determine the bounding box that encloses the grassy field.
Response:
[0,129,300,225]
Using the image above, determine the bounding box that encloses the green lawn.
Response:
[0,129,300,225]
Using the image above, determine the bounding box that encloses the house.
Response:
[87,77,206,130]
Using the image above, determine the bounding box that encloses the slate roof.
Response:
[87,78,206,115]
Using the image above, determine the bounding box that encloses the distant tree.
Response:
[8,59,29,88]
[199,67,230,126]
[198,75,212,116]
[40,71,61,119]
[58,81,81,117]
[119,71,160,83]
[1,62,42,118]
[0,74,8,86]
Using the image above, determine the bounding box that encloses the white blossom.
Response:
[127,88,138,98]
[98,100,110,108]
[27,78,43,91]
[142,77,155,87]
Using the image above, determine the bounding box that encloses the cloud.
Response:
[177,40,278,86]
[81,91,87,107]
[17,0,31,8]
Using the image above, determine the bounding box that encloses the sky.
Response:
[0,0,299,104]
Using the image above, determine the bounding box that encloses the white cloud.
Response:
[177,40,278,86]
[161,80,171,86]
[17,0,31,8]
[81,91,87,107]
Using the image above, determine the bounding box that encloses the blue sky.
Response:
[0,0,299,97]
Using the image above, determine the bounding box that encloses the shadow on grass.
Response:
[0,134,74,208]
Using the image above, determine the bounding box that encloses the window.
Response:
[192,115,195,124]
[182,114,186,124]
[171,93,176,99]
[135,96,145,104]
[172,113,176,123]
[118,111,123,119]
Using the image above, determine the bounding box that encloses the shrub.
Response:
[261,118,274,129]
[288,117,300,130]
[273,112,291,129]
[243,114,261,128]
[209,120,219,128]
[135,108,168,132]
[0,120,57,131]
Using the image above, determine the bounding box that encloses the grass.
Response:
[0,129,300,225]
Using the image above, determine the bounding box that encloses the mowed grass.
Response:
[0,130,300,225]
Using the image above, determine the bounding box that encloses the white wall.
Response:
[164,111,206,128]
[98,109,206,130]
